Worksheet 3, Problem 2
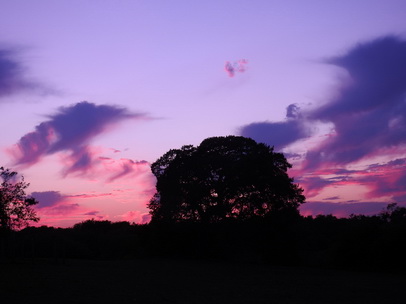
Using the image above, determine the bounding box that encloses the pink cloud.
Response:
[34,201,108,228]
[224,59,248,77]
[33,201,82,227]
[42,203,80,216]
[120,210,151,224]
[31,190,113,227]
[105,158,150,182]
[360,158,406,201]
[295,157,406,209]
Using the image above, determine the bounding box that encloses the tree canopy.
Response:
[0,167,39,231]
[148,136,305,223]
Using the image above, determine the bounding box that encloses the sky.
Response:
[1,0,406,227]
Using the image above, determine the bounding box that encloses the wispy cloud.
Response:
[0,46,49,99]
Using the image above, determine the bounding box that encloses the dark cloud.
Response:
[240,104,309,150]
[240,35,406,163]
[84,210,100,216]
[31,191,66,208]
[0,47,47,99]
[323,196,340,200]
[286,104,301,119]
[31,191,80,217]
[316,36,406,119]
[239,35,406,207]
[241,120,308,150]
[305,35,406,168]
[11,101,147,174]
[46,101,139,153]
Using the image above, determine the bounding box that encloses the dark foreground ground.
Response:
[1,258,404,304]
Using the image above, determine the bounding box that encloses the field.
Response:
[1,258,404,304]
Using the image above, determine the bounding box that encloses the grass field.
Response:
[1,258,404,304]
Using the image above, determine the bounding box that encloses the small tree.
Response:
[148,136,305,223]
[0,167,39,231]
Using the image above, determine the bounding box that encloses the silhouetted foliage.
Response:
[2,200,406,273]
[378,203,406,223]
[148,136,305,223]
[0,167,39,231]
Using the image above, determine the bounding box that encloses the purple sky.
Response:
[1,1,406,227]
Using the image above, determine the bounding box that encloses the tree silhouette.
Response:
[379,203,406,223]
[0,167,39,231]
[148,136,305,223]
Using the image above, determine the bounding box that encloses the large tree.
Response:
[0,167,39,231]
[148,136,305,223]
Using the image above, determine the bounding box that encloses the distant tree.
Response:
[0,167,39,231]
[379,203,406,223]
[148,136,305,223]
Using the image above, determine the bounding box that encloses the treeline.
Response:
[1,204,406,273]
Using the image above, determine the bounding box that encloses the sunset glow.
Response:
[1,1,406,227]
